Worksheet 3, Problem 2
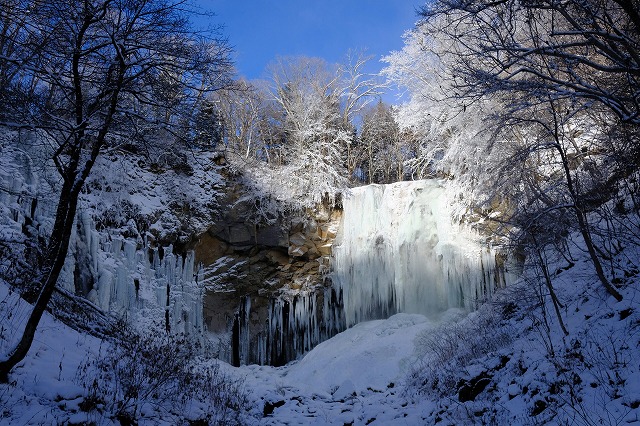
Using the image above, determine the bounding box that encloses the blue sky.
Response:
[195,1,423,83]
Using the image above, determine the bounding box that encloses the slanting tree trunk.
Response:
[573,208,623,301]
[532,236,569,336]
[0,185,80,382]
[0,92,122,384]
[554,127,624,302]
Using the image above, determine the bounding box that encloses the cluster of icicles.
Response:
[67,211,205,337]
[232,288,344,366]
[1,147,204,339]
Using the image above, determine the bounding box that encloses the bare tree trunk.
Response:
[0,185,79,382]
[574,209,623,301]
[0,19,122,381]
[532,238,569,336]
[553,116,624,302]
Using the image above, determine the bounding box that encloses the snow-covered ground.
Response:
[2,239,638,425]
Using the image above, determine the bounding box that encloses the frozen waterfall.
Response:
[222,179,518,366]
[332,180,515,327]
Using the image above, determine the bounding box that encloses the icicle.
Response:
[238,296,251,365]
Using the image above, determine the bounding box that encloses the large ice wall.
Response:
[332,180,514,327]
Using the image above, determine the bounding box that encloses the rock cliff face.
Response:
[192,184,343,366]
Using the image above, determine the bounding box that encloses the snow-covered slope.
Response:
[0,283,103,425]
[0,280,250,425]
[1,227,639,425]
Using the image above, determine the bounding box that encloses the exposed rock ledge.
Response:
[188,184,342,364]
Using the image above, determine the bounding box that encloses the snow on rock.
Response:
[82,149,225,244]
[235,316,437,425]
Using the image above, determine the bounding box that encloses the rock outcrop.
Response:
[191,185,343,366]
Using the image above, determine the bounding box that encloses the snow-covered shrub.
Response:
[93,199,146,236]
[75,323,248,425]
[408,306,513,395]
[150,148,194,176]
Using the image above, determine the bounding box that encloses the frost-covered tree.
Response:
[421,0,640,128]
[339,50,388,180]
[359,101,403,184]
[430,0,640,301]
[339,50,388,128]
[382,24,499,185]
[0,0,232,381]
[268,56,351,204]
[220,54,387,211]
[189,97,225,148]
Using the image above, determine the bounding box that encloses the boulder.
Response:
[228,224,253,244]
[333,379,357,401]
[290,218,305,233]
[289,232,307,247]
[458,371,492,402]
[193,233,230,265]
[256,225,288,247]
[318,243,332,256]
[288,245,308,257]
[265,249,289,266]
[306,245,320,260]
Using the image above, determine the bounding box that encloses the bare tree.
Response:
[214,79,271,163]
[339,50,388,181]
[0,0,232,381]
[339,50,388,126]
